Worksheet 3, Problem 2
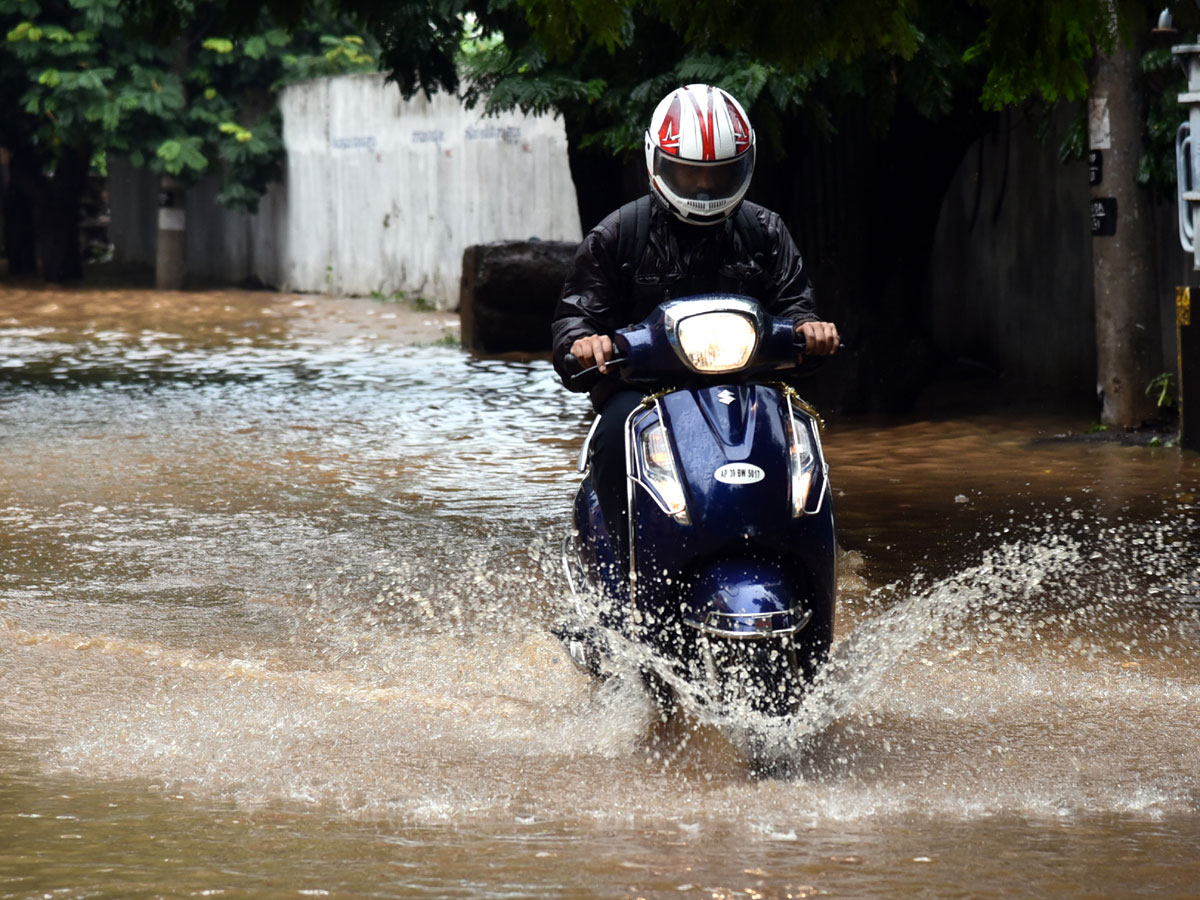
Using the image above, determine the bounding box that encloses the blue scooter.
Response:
[557,294,836,727]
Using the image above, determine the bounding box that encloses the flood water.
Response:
[2,285,1199,899]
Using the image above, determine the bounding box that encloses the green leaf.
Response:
[7,20,43,42]
[37,68,61,87]
[202,37,234,54]
[177,137,208,171]
[156,136,208,175]
[244,35,267,59]
[44,24,73,43]
[218,120,254,142]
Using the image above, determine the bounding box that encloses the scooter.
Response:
[556,294,837,733]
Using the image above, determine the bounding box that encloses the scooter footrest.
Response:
[550,621,610,679]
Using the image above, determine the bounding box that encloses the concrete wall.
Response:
[929,111,1096,395]
[110,73,582,308]
[929,107,1180,397]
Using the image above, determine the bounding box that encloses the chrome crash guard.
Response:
[682,558,813,640]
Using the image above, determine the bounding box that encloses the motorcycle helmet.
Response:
[644,84,756,226]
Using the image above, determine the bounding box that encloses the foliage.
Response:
[1138,43,1186,198]
[104,1,1188,166]
[431,329,461,347]
[9,0,1184,231]
[449,0,1170,168]
[367,287,437,311]
[1146,371,1176,407]
[456,1,966,163]
[963,0,1112,109]
[1048,39,1186,197]
[1,0,375,212]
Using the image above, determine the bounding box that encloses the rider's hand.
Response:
[570,334,614,374]
[797,321,840,358]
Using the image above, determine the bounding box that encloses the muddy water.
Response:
[1,285,1199,899]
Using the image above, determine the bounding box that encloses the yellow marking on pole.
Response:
[1179,286,1192,326]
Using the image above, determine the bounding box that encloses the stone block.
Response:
[460,240,578,353]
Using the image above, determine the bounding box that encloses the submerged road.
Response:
[1,284,1198,898]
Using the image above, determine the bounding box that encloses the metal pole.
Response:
[1173,43,1200,450]
[1173,45,1200,265]
[1187,50,1200,270]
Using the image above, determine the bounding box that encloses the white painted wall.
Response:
[110,72,582,309]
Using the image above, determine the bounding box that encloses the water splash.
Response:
[554,506,1199,788]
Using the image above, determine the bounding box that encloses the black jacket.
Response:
[551,197,819,407]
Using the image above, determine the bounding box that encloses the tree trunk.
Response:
[37,147,88,284]
[1089,39,1163,427]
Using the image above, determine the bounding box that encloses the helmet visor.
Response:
[654,148,754,207]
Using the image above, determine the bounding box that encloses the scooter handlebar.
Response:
[792,333,848,357]
[561,352,629,388]
[560,315,842,389]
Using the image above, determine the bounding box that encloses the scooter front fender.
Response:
[682,558,813,639]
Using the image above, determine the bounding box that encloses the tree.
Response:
[1,0,374,284]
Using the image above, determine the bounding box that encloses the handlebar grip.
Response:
[792,336,848,355]
[561,353,628,387]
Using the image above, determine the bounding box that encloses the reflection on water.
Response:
[1,286,1199,898]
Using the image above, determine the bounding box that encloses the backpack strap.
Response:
[616,195,653,295]
[734,202,769,264]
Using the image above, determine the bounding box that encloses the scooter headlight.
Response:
[788,412,818,516]
[636,419,689,520]
[676,312,758,373]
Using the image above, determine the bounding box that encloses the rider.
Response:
[551,84,840,555]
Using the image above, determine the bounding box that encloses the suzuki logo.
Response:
[717,389,735,405]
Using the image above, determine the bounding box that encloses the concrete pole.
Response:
[155,175,186,290]
[155,37,189,292]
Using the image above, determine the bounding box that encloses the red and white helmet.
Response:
[644,84,756,226]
